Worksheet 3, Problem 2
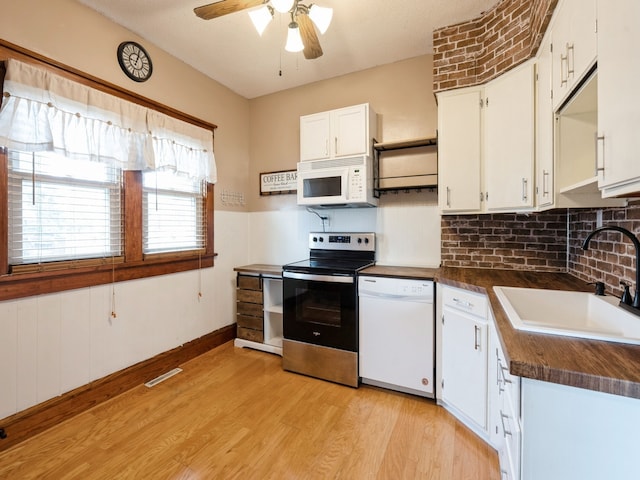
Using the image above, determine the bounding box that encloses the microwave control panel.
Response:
[348,166,364,200]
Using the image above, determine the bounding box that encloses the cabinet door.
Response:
[300,111,331,161]
[441,305,488,431]
[437,88,482,213]
[333,104,368,157]
[551,0,597,109]
[536,32,555,208]
[484,61,535,211]
[597,0,640,196]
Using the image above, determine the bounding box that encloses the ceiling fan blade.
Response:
[194,0,264,20]
[298,13,323,60]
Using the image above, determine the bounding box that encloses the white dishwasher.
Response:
[358,276,435,398]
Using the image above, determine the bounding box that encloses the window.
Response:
[0,56,217,301]
[142,171,205,255]
[7,150,122,268]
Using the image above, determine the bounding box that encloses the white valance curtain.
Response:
[0,58,217,183]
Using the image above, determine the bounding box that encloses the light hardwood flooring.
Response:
[0,342,499,479]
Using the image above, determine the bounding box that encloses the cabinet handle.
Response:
[334,136,338,155]
[521,178,528,202]
[498,358,512,385]
[595,133,606,177]
[446,186,451,207]
[452,297,473,309]
[566,43,575,77]
[474,325,481,350]
[560,53,568,86]
[543,170,550,196]
[500,411,513,437]
[325,139,329,157]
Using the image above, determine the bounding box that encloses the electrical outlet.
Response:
[596,209,603,228]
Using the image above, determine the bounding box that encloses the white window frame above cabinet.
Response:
[299,103,376,162]
[596,0,640,198]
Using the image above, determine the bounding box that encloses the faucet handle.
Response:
[620,281,633,305]
[591,281,605,296]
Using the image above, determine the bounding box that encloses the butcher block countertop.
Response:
[360,265,439,279]
[233,264,282,277]
[436,267,640,400]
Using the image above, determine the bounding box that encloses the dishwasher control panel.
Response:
[359,276,434,301]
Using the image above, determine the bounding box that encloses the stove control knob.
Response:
[364,238,369,244]
[312,236,318,243]
[357,238,362,244]
[319,237,324,242]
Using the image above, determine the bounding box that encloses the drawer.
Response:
[237,314,263,331]
[237,326,264,343]
[237,288,263,304]
[442,286,488,317]
[237,275,262,291]
[237,301,263,318]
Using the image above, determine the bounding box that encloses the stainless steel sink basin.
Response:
[493,286,640,345]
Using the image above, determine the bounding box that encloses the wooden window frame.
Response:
[0,41,217,302]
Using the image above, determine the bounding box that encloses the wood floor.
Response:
[0,342,499,479]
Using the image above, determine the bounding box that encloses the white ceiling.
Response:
[76,0,498,99]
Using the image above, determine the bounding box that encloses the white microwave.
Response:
[297,156,378,208]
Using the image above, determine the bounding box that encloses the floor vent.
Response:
[144,368,183,388]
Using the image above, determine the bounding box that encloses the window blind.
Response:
[142,171,205,255]
[7,150,123,267]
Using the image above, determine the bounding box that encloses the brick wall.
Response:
[433,0,558,92]
[441,210,567,271]
[569,203,640,298]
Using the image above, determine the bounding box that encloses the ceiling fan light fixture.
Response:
[285,22,305,52]
[249,5,273,36]
[308,4,333,34]
[271,0,295,14]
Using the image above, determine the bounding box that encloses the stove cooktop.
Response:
[283,258,375,276]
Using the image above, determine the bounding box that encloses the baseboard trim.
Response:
[0,324,236,451]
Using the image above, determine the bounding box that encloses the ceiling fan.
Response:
[194,0,333,60]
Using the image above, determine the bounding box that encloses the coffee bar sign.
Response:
[260,169,297,195]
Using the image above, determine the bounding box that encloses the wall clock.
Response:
[117,41,153,82]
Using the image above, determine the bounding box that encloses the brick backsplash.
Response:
[569,202,640,298]
[441,211,567,271]
[433,0,558,92]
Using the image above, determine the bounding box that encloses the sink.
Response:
[493,286,640,345]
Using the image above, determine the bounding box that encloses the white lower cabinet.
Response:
[439,285,489,438]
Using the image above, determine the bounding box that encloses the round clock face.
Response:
[117,41,153,82]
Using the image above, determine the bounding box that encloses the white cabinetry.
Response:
[262,277,283,350]
[438,61,535,214]
[551,0,597,110]
[440,285,489,437]
[484,61,535,211]
[596,0,640,197]
[489,317,521,480]
[299,103,376,161]
[535,30,555,209]
[437,87,482,212]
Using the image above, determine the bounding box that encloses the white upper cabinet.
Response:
[551,0,597,110]
[596,0,640,197]
[535,30,555,209]
[484,61,535,211]
[437,87,483,213]
[299,103,376,161]
[438,61,535,214]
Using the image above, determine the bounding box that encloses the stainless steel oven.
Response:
[282,232,375,387]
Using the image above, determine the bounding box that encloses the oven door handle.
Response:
[283,271,354,284]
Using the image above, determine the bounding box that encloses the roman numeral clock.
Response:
[117,41,153,82]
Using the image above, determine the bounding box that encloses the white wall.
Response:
[248,192,441,267]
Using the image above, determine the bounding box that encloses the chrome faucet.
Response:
[582,226,640,309]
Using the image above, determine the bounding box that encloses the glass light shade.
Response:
[249,6,273,36]
[271,0,295,13]
[285,22,304,52]
[308,5,333,34]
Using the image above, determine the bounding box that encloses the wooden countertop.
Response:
[360,265,439,279]
[233,264,282,277]
[436,267,640,399]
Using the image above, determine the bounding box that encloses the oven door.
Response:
[283,271,357,352]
